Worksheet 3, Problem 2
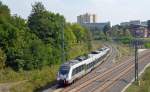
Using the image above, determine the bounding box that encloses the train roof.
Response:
[61,47,109,67]
[62,54,98,67]
[62,60,81,67]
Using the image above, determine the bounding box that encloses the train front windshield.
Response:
[60,69,69,75]
[59,66,70,75]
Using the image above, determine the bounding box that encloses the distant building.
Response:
[120,22,130,26]
[141,21,148,26]
[120,20,145,26]
[130,24,148,38]
[81,22,110,31]
[77,13,97,24]
[130,20,141,25]
[120,20,149,38]
[77,13,110,31]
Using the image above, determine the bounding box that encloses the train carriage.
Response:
[57,47,110,85]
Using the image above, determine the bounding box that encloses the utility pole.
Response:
[135,39,138,82]
[133,25,139,82]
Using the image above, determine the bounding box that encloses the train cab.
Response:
[57,65,71,85]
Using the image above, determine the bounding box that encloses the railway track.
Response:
[91,53,150,92]
[61,50,150,92]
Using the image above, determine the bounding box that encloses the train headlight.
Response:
[57,77,60,81]
[57,72,60,80]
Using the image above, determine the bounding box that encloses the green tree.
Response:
[10,15,27,30]
[0,1,93,70]
[64,24,77,59]
[28,2,67,64]
[85,27,92,51]
[71,24,86,43]
[0,5,53,70]
[28,2,65,45]
[103,23,111,36]
[64,24,76,45]
[0,48,6,69]
[98,31,106,40]
[0,1,10,20]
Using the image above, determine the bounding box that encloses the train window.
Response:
[88,64,90,69]
[72,69,75,76]
[72,67,78,76]
[91,51,99,54]
[91,62,93,67]
[77,67,79,73]
[79,66,81,71]
[87,62,93,69]
[82,65,84,69]
[94,61,96,65]
[98,57,101,61]
[77,67,80,73]
[90,63,92,67]
[99,49,103,51]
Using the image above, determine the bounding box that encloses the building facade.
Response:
[81,22,110,31]
[77,13,97,24]
[130,20,141,25]
[129,24,148,38]
[120,20,148,26]
[77,13,110,31]
[120,20,149,38]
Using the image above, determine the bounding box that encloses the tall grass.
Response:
[9,65,59,92]
[126,67,150,92]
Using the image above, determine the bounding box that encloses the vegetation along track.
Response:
[62,50,150,92]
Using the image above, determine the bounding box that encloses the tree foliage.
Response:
[0,48,6,69]
[28,2,65,46]
[103,23,111,36]
[0,1,10,20]
[71,24,87,43]
[111,25,133,44]
[0,2,92,70]
[98,31,107,40]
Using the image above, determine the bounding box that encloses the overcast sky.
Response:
[1,0,150,25]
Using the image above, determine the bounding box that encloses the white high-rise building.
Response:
[77,13,97,24]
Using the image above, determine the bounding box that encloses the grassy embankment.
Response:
[0,40,102,92]
[125,66,150,92]
[125,39,150,92]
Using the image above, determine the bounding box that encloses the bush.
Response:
[144,43,150,48]
[118,36,133,44]
[0,48,6,69]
